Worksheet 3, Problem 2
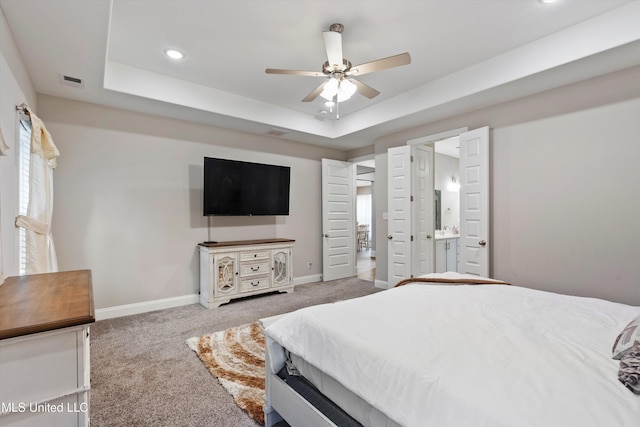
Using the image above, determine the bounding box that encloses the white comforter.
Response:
[265,279,640,427]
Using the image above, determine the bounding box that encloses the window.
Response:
[356,186,372,227]
[18,117,31,275]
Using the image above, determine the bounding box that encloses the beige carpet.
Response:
[187,322,266,425]
[90,277,382,426]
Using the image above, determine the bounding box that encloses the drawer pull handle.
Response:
[251,266,260,271]
[251,281,260,287]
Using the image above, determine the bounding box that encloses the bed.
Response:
[263,273,640,427]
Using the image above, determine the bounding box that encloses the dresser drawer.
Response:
[239,250,270,262]
[240,261,270,277]
[240,276,271,292]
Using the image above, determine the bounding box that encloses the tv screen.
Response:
[203,157,290,216]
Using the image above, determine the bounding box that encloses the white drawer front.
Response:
[240,276,270,292]
[240,261,270,277]
[239,251,270,262]
[0,327,87,405]
[1,392,88,427]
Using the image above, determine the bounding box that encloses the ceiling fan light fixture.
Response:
[320,78,356,102]
[340,79,357,101]
[320,78,338,101]
[266,23,409,104]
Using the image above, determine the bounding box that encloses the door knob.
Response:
[323,234,329,238]
[479,240,487,247]
[387,235,393,240]
[427,235,432,239]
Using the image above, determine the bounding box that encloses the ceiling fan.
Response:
[265,23,411,106]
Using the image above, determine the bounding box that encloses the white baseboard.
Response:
[95,294,199,321]
[374,279,389,289]
[95,275,323,320]
[293,274,322,286]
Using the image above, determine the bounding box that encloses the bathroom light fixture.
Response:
[448,176,461,192]
[538,0,559,4]
[164,48,185,60]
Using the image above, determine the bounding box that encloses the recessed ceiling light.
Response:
[164,49,185,60]
[538,0,559,4]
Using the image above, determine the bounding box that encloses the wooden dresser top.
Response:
[0,270,95,340]
[199,238,295,248]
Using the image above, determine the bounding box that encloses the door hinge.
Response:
[410,155,414,162]
[410,195,414,202]
[411,235,414,241]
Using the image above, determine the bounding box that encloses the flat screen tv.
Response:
[203,157,290,216]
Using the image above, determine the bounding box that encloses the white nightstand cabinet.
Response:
[0,270,94,427]
[199,239,295,308]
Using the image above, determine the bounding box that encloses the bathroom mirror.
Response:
[435,190,441,230]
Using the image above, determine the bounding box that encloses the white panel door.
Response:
[459,127,490,277]
[322,159,356,282]
[411,145,433,277]
[387,146,412,287]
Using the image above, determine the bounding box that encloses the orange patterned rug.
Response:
[187,322,266,425]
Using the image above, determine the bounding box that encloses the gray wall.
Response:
[38,96,346,309]
[373,66,640,305]
[491,98,640,303]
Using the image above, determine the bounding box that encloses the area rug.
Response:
[187,322,266,425]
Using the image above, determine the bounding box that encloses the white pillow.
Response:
[613,315,640,360]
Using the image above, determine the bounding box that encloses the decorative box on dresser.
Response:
[0,270,95,427]
[199,239,295,308]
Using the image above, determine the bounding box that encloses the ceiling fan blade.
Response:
[347,52,411,76]
[265,68,324,77]
[350,79,380,99]
[323,30,343,68]
[302,81,327,102]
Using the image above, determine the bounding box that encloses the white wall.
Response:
[0,8,36,278]
[38,96,345,310]
[373,66,640,305]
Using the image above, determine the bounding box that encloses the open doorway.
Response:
[434,136,461,273]
[355,158,375,281]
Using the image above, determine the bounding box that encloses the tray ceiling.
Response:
[1,0,639,149]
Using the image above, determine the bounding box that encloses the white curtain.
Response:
[15,107,59,274]
[0,127,9,285]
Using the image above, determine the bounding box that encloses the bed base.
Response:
[263,315,359,427]
[263,315,338,427]
[265,368,339,427]
[262,313,340,427]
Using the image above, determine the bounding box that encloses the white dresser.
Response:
[0,270,94,427]
[199,239,294,308]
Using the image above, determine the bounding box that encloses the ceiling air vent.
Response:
[60,74,84,89]
[266,128,288,137]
